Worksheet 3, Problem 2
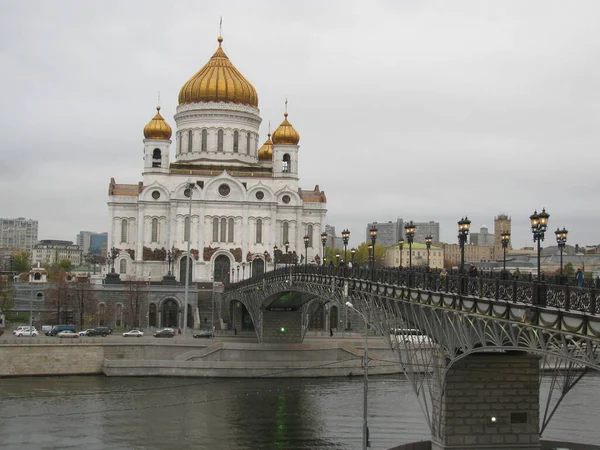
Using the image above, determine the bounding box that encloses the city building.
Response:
[366,220,403,248]
[32,240,83,266]
[493,214,512,260]
[412,221,440,244]
[0,217,38,253]
[77,231,108,255]
[470,225,494,247]
[384,242,444,269]
[441,243,493,267]
[323,225,343,250]
[107,35,327,283]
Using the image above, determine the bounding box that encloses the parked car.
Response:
[57,330,79,339]
[193,330,213,339]
[87,327,112,337]
[153,328,175,338]
[13,326,27,335]
[15,326,39,337]
[123,330,144,338]
[79,329,95,336]
[48,325,77,336]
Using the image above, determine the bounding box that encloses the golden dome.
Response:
[178,36,258,107]
[258,133,273,161]
[272,112,300,145]
[143,106,172,140]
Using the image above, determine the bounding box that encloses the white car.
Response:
[16,327,39,337]
[57,330,79,339]
[123,330,144,338]
[13,326,27,335]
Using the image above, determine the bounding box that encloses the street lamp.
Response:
[321,232,328,266]
[183,181,196,338]
[425,235,432,269]
[404,222,416,283]
[369,227,377,277]
[342,229,350,265]
[304,234,310,267]
[274,245,278,270]
[335,252,340,267]
[457,217,471,295]
[107,247,118,273]
[398,238,404,269]
[242,261,246,280]
[501,231,511,279]
[350,248,356,266]
[284,241,290,270]
[263,250,269,272]
[345,301,370,450]
[530,209,550,306]
[555,227,568,284]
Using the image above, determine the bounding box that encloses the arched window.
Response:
[184,217,190,242]
[228,218,234,243]
[34,272,41,280]
[202,129,207,151]
[151,218,159,243]
[233,131,239,153]
[220,218,227,242]
[152,148,161,168]
[283,154,291,173]
[283,222,289,243]
[188,130,193,152]
[217,129,224,152]
[119,259,127,274]
[212,218,219,242]
[256,219,262,244]
[121,219,128,243]
[246,132,251,155]
[307,224,313,247]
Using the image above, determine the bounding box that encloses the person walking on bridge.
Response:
[576,268,584,291]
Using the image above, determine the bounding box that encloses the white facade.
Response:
[107,37,327,283]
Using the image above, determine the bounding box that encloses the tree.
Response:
[125,279,148,329]
[0,276,15,313]
[72,276,95,328]
[11,251,31,273]
[57,259,73,272]
[45,269,72,324]
[563,262,575,278]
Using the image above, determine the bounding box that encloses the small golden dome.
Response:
[178,36,258,107]
[258,133,273,161]
[143,106,172,140]
[272,112,300,145]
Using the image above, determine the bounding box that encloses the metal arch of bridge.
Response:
[224,266,600,437]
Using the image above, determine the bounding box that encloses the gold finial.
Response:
[217,36,223,45]
[156,105,161,112]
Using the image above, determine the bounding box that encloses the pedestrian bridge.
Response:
[223,266,600,450]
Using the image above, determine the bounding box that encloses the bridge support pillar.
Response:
[432,352,540,450]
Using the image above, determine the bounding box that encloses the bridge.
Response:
[223,266,600,450]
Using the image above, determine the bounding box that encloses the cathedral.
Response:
[107,36,327,284]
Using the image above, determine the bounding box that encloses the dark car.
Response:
[87,326,113,337]
[153,328,175,338]
[193,330,213,339]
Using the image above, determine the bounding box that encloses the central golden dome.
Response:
[178,36,258,107]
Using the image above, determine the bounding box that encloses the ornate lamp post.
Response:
[242,261,246,281]
[369,227,377,279]
[555,227,568,284]
[236,264,240,282]
[398,238,404,269]
[107,247,118,273]
[335,252,340,267]
[404,221,415,270]
[303,235,310,267]
[350,247,356,266]
[273,245,278,270]
[530,209,550,306]
[501,231,510,279]
[166,246,175,275]
[263,250,269,272]
[321,232,327,266]
[342,229,350,265]
[425,235,432,269]
[284,241,290,270]
[457,217,471,295]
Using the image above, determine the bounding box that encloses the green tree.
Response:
[0,276,16,313]
[563,262,575,278]
[11,252,31,273]
[57,259,73,272]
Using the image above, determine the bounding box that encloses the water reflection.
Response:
[0,374,598,450]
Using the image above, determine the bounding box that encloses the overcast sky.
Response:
[1,0,599,250]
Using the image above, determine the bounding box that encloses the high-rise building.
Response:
[77,231,108,255]
[366,220,403,248]
[493,214,512,260]
[107,35,327,283]
[470,226,494,247]
[0,217,38,253]
[413,221,440,244]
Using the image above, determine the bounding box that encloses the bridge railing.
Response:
[226,265,598,315]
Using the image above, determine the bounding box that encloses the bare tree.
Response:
[45,270,72,324]
[0,275,15,313]
[124,278,148,329]
[72,276,95,328]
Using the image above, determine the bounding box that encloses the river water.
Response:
[1,373,599,450]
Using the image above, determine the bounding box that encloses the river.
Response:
[1,373,599,450]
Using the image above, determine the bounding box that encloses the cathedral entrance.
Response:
[252,259,265,277]
[179,256,193,284]
[162,299,178,327]
[214,255,231,283]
